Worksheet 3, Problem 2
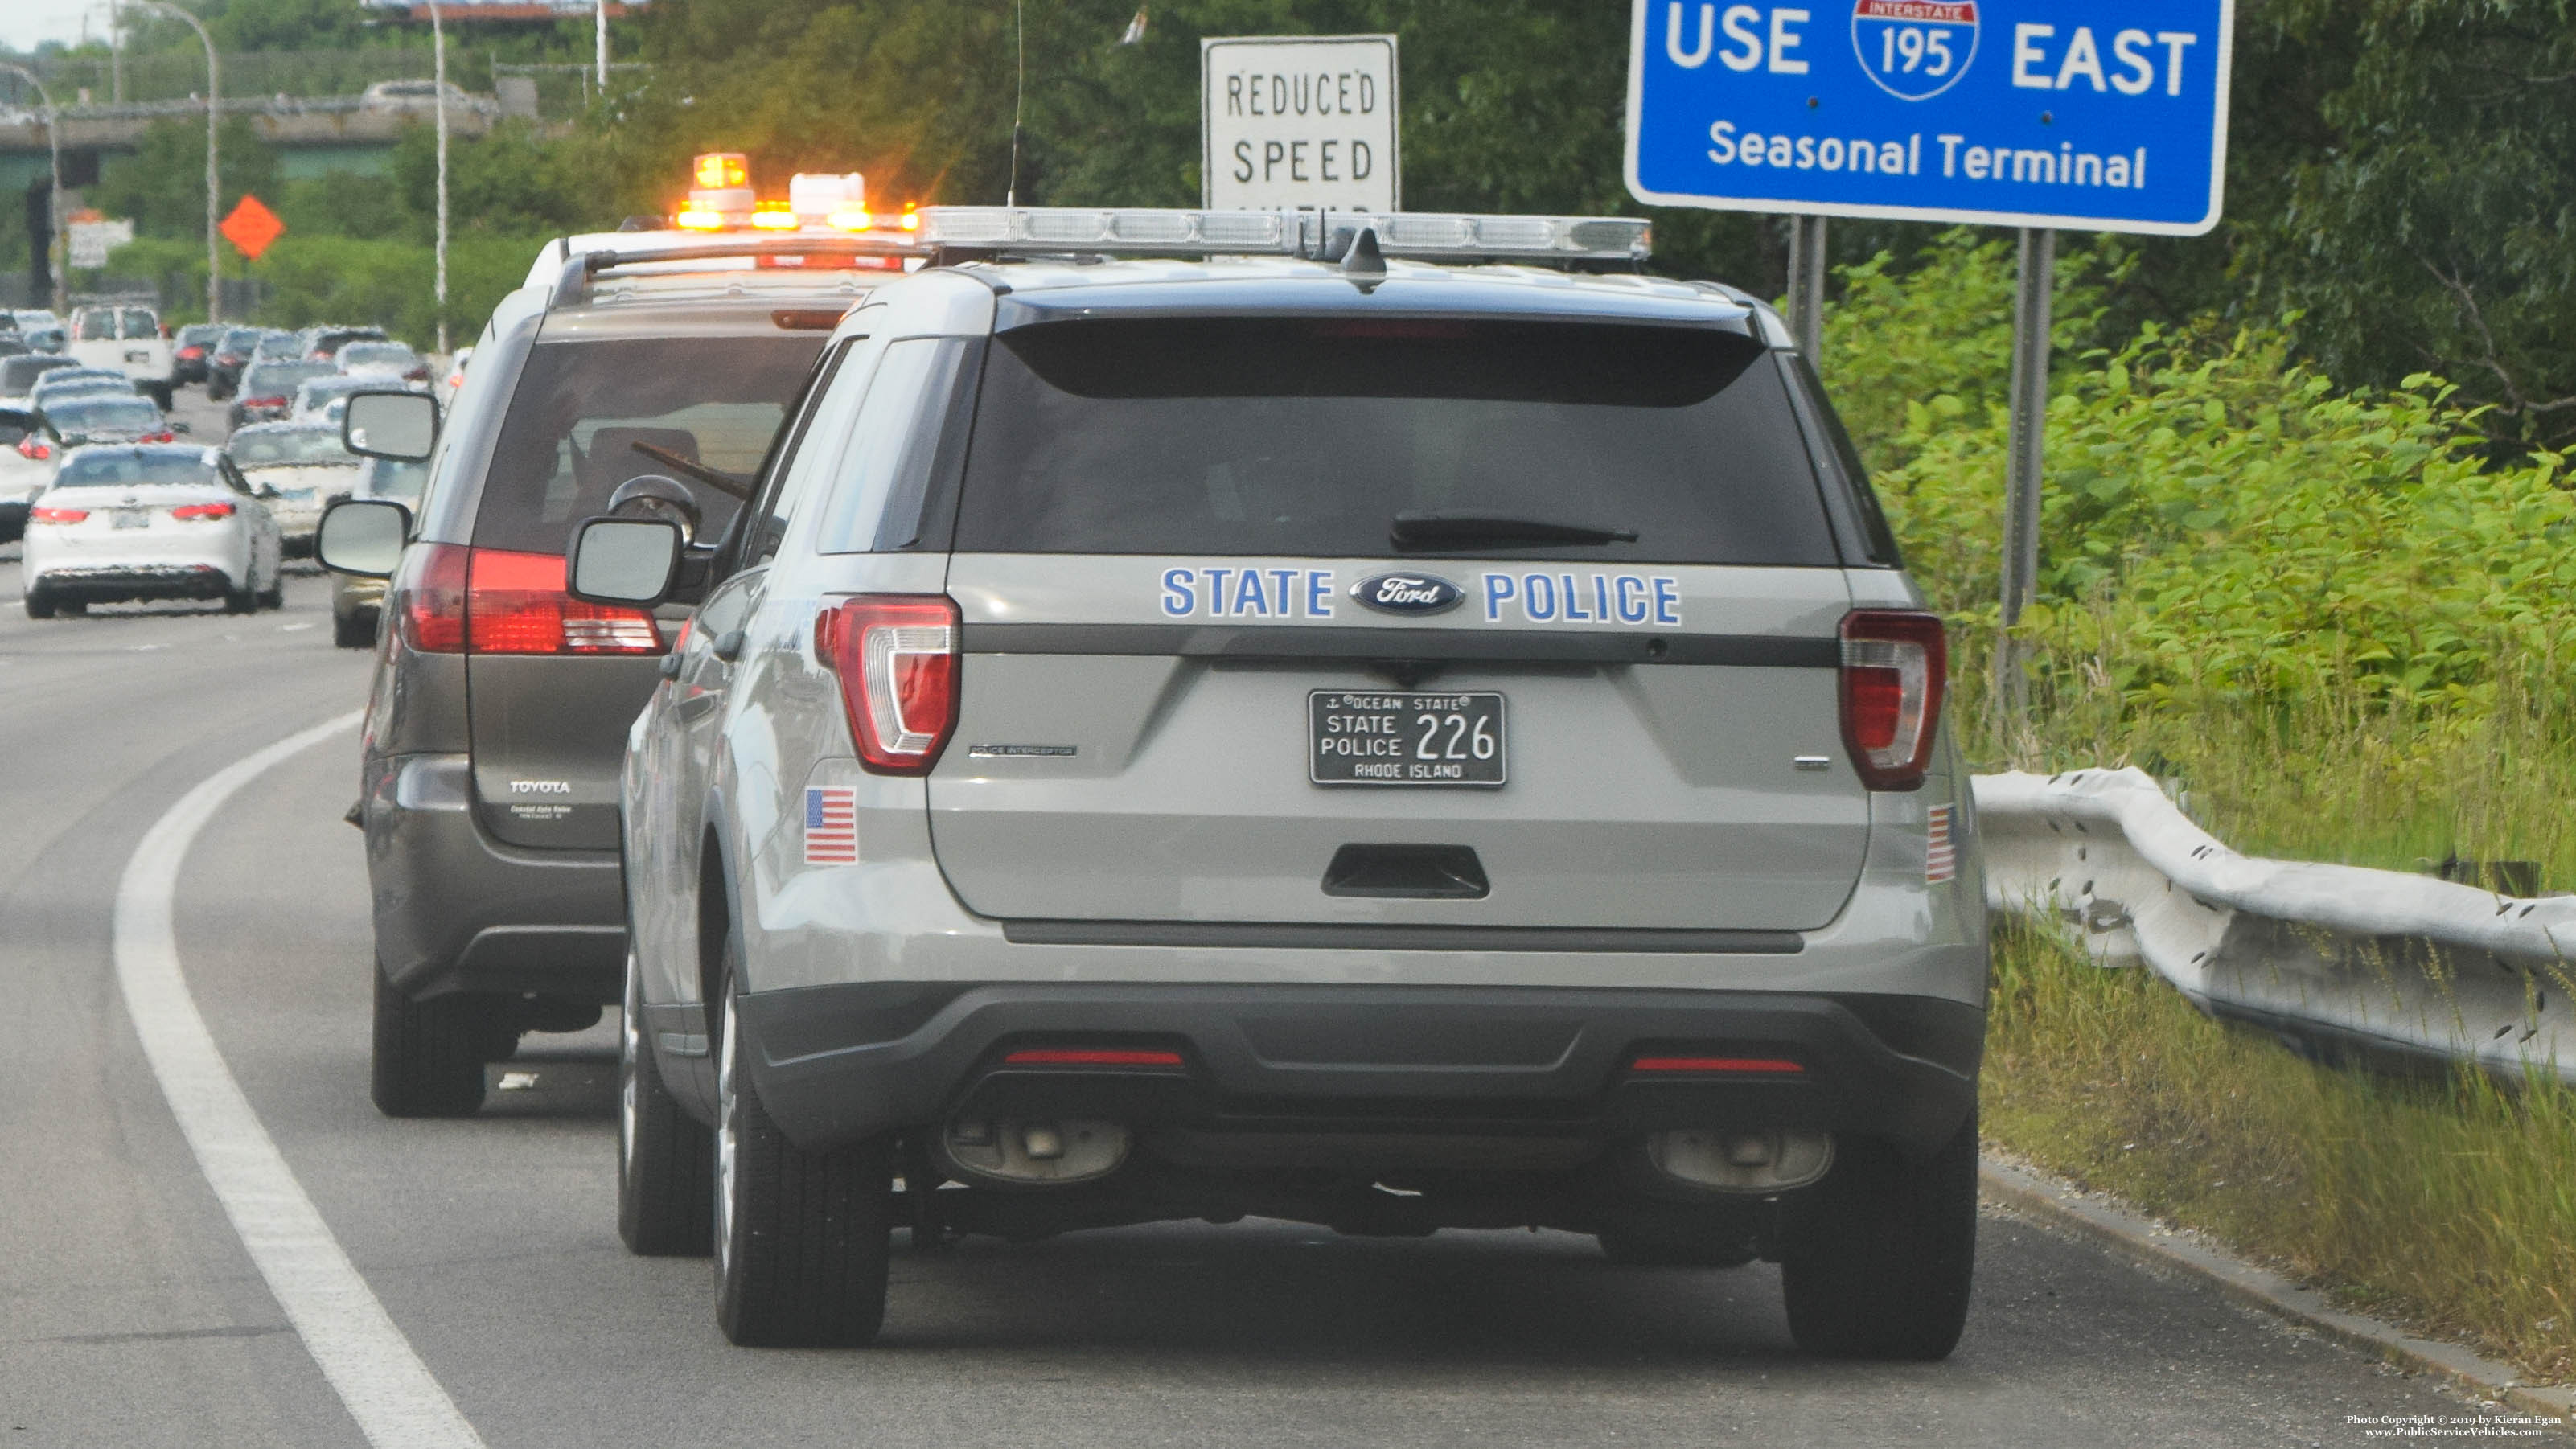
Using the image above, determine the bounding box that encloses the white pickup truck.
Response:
[69,305,175,409]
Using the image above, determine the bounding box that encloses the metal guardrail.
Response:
[1973,767,2576,1083]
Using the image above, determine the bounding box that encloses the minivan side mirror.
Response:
[317,499,413,578]
[568,516,682,609]
[343,390,439,462]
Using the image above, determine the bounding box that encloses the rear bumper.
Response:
[31,562,236,601]
[364,753,625,1004]
[733,983,1982,1160]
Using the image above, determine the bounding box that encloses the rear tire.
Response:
[370,967,499,1118]
[619,952,714,1256]
[23,590,56,620]
[333,609,375,648]
[223,581,257,614]
[1779,1108,1978,1361]
[713,970,892,1347]
[259,571,286,610]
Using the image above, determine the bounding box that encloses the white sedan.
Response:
[225,421,364,555]
[20,444,285,618]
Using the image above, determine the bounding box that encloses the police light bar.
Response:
[910,207,1652,265]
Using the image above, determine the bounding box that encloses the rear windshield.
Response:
[255,334,304,359]
[231,429,352,467]
[220,328,262,352]
[244,362,335,397]
[2,356,76,389]
[951,318,1837,565]
[50,398,162,434]
[57,450,215,487]
[340,343,417,368]
[474,335,822,555]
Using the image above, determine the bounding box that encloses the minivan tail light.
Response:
[1839,610,1946,791]
[16,437,48,460]
[467,548,663,655]
[396,541,470,653]
[816,595,960,774]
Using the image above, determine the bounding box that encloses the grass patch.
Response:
[1984,916,2576,1381]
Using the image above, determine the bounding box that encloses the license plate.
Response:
[1309,690,1506,786]
[113,508,150,529]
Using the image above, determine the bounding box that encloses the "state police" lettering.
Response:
[1482,573,1682,626]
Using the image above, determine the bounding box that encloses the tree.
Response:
[91,113,284,240]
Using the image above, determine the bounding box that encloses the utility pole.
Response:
[432,0,449,355]
[0,64,65,313]
[111,0,125,105]
[596,0,610,91]
[129,1,219,322]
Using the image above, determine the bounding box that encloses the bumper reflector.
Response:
[1002,1049,1185,1068]
[1629,1056,1805,1074]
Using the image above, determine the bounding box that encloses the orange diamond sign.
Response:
[220,195,285,261]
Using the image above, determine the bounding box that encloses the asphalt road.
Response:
[0,389,2523,1448]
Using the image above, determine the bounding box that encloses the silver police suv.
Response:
[318,233,919,1118]
[573,208,1986,1356]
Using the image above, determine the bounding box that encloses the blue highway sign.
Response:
[1625,1,2234,234]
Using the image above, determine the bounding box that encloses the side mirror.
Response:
[343,390,439,462]
[257,483,281,499]
[317,498,413,578]
[170,420,192,434]
[568,517,682,609]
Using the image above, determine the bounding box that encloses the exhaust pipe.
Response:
[1646,1128,1833,1192]
[939,1117,1130,1185]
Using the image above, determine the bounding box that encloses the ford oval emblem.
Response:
[1351,573,1465,616]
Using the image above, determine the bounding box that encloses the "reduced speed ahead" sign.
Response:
[1625,1,2234,235]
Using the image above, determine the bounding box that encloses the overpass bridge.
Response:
[0,93,503,198]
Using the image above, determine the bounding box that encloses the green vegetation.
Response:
[1987,918,2576,1382]
[1823,232,2576,1381]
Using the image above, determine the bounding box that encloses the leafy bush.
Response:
[97,232,547,350]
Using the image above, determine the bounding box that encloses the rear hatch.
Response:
[463,326,823,848]
[925,312,1867,931]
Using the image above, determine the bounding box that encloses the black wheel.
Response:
[149,384,174,410]
[223,581,257,614]
[713,969,893,1347]
[370,966,503,1118]
[333,608,375,648]
[23,590,56,620]
[1596,1222,1760,1268]
[58,597,86,617]
[1779,1109,1979,1361]
[620,952,714,1256]
[259,572,286,610]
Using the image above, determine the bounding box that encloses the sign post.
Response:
[1202,35,1400,212]
[1625,0,2233,716]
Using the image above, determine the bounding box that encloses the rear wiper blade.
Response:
[630,441,752,501]
[1389,511,1639,552]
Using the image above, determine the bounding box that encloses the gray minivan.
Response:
[577,208,1988,1357]
[317,235,918,1118]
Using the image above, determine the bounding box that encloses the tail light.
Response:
[468,549,662,654]
[179,346,205,359]
[146,430,175,443]
[171,502,235,521]
[816,595,960,774]
[29,506,88,524]
[15,437,49,460]
[1839,610,1947,792]
[244,396,287,409]
[386,544,659,655]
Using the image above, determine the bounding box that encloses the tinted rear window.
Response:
[58,450,216,487]
[951,318,1837,565]
[50,398,162,433]
[231,429,353,467]
[244,362,335,396]
[2,356,75,389]
[473,335,823,555]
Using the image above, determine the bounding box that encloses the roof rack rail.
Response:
[911,207,1652,270]
[549,233,933,307]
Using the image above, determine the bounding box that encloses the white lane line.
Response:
[114,711,488,1449]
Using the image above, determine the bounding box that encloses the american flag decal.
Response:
[1925,803,1957,884]
[804,787,858,864]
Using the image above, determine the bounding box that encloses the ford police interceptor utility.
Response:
[565,205,1985,1357]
